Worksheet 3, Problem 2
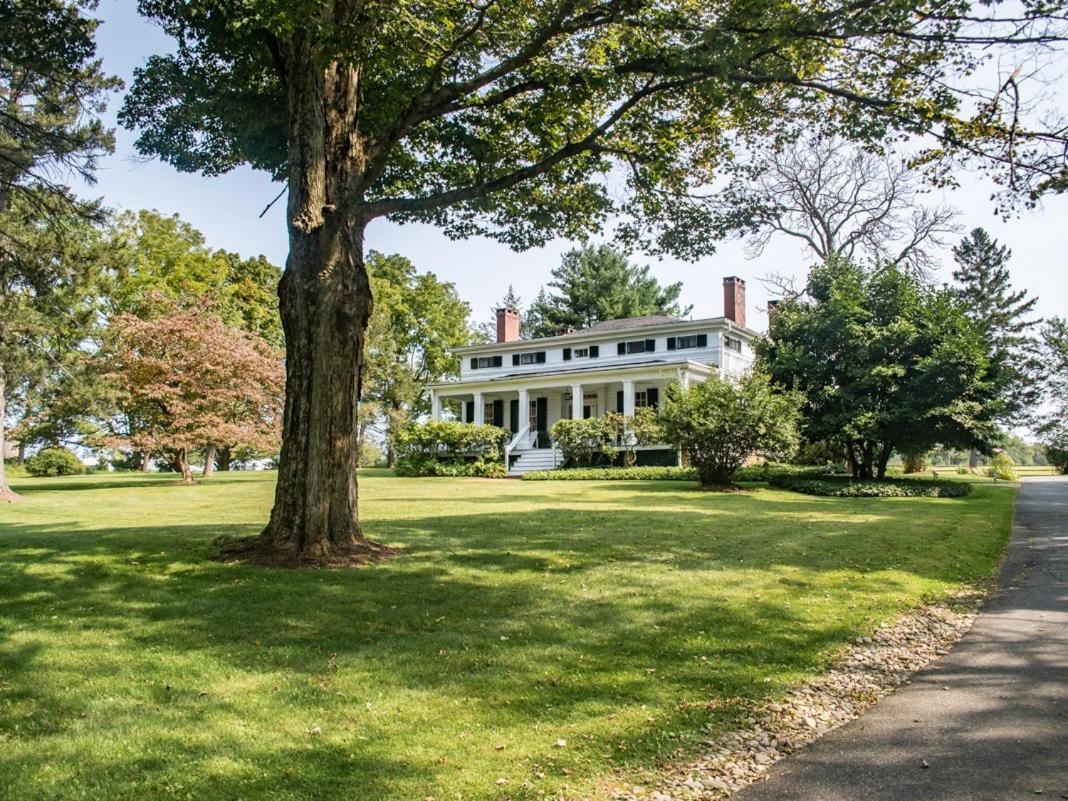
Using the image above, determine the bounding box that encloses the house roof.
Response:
[427,358,713,390]
[454,315,759,354]
[579,315,682,333]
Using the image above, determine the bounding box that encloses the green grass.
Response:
[0,471,1015,801]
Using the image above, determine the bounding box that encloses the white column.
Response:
[518,388,529,429]
[473,392,484,425]
[571,383,583,419]
[622,379,635,417]
[431,391,442,421]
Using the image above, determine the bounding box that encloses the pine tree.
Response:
[951,228,1040,464]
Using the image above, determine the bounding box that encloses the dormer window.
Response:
[511,351,546,366]
[667,334,708,350]
[470,355,503,369]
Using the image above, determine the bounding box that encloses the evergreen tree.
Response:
[951,228,1040,441]
[527,245,691,338]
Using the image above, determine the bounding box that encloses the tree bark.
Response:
[0,366,20,502]
[217,446,231,471]
[139,451,151,472]
[876,442,893,479]
[202,444,216,479]
[228,41,392,566]
[175,448,194,484]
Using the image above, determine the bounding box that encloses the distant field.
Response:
[0,470,1016,801]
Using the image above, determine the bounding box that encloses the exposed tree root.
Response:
[214,533,398,568]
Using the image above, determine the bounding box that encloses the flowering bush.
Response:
[394,421,508,477]
[986,452,1018,481]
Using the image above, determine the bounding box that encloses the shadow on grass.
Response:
[0,483,1015,801]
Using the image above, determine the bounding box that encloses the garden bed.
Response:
[770,474,972,497]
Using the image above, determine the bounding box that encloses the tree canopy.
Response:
[524,244,690,337]
[118,0,1068,562]
[759,259,998,479]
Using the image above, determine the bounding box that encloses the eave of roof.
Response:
[427,358,714,390]
[454,316,760,354]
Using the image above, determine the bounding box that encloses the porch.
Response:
[428,362,708,474]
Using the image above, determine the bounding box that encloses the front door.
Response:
[533,397,549,447]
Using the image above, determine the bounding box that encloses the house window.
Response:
[562,345,599,360]
[529,400,538,431]
[471,355,503,369]
[634,388,660,410]
[484,403,496,426]
[667,334,708,350]
[724,336,743,352]
[635,390,648,407]
[512,351,547,366]
[617,339,656,355]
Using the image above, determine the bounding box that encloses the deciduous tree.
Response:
[119,0,1068,563]
[99,301,284,484]
[760,259,998,479]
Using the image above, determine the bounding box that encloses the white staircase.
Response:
[508,448,558,477]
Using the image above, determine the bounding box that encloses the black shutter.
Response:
[645,338,655,352]
[616,390,624,413]
[647,387,659,409]
[667,337,676,350]
[470,357,478,370]
[589,345,599,357]
[465,401,474,423]
[536,351,546,363]
[509,399,520,434]
[617,342,626,355]
[563,348,571,361]
[493,399,504,428]
[492,355,502,367]
[697,333,708,347]
[512,354,520,366]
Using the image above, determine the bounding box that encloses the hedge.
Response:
[394,456,506,478]
[769,474,972,498]
[520,463,829,482]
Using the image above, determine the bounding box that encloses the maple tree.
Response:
[100,300,284,483]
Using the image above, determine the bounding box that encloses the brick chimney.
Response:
[496,307,520,343]
[723,276,746,327]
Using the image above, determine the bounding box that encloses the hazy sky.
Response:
[85,2,1066,334]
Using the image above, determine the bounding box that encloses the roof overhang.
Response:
[428,359,713,393]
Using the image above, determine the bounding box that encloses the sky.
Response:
[84,2,1067,335]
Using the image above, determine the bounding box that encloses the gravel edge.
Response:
[604,590,987,801]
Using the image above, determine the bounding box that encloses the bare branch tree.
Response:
[729,137,960,282]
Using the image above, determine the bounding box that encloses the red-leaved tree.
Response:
[101,303,285,483]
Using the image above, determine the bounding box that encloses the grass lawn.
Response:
[0,471,1015,801]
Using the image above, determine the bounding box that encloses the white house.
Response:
[428,276,759,475]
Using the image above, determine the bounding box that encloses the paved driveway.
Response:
[735,477,1068,801]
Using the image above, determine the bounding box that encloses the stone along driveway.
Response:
[734,477,1068,801]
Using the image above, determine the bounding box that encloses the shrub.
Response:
[523,466,697,481]
[901,451,928,474]
[986,452,1018,481]
[1047,445,1068,475]
[770,474,971,498]
[395,456,505,478]
[521,462,824,482]
[395,421,507,460]
[550,417,618,466]
[24,447,85,477]
[660,372,802,486]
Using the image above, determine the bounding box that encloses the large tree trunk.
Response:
[221,42,393,567]
[202,445,216,479]
[139,451,151,472]
[0,366,20,502]
[217,446,231,471]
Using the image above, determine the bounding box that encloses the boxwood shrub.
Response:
[394,456,505,478]
[769,474,971,498]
